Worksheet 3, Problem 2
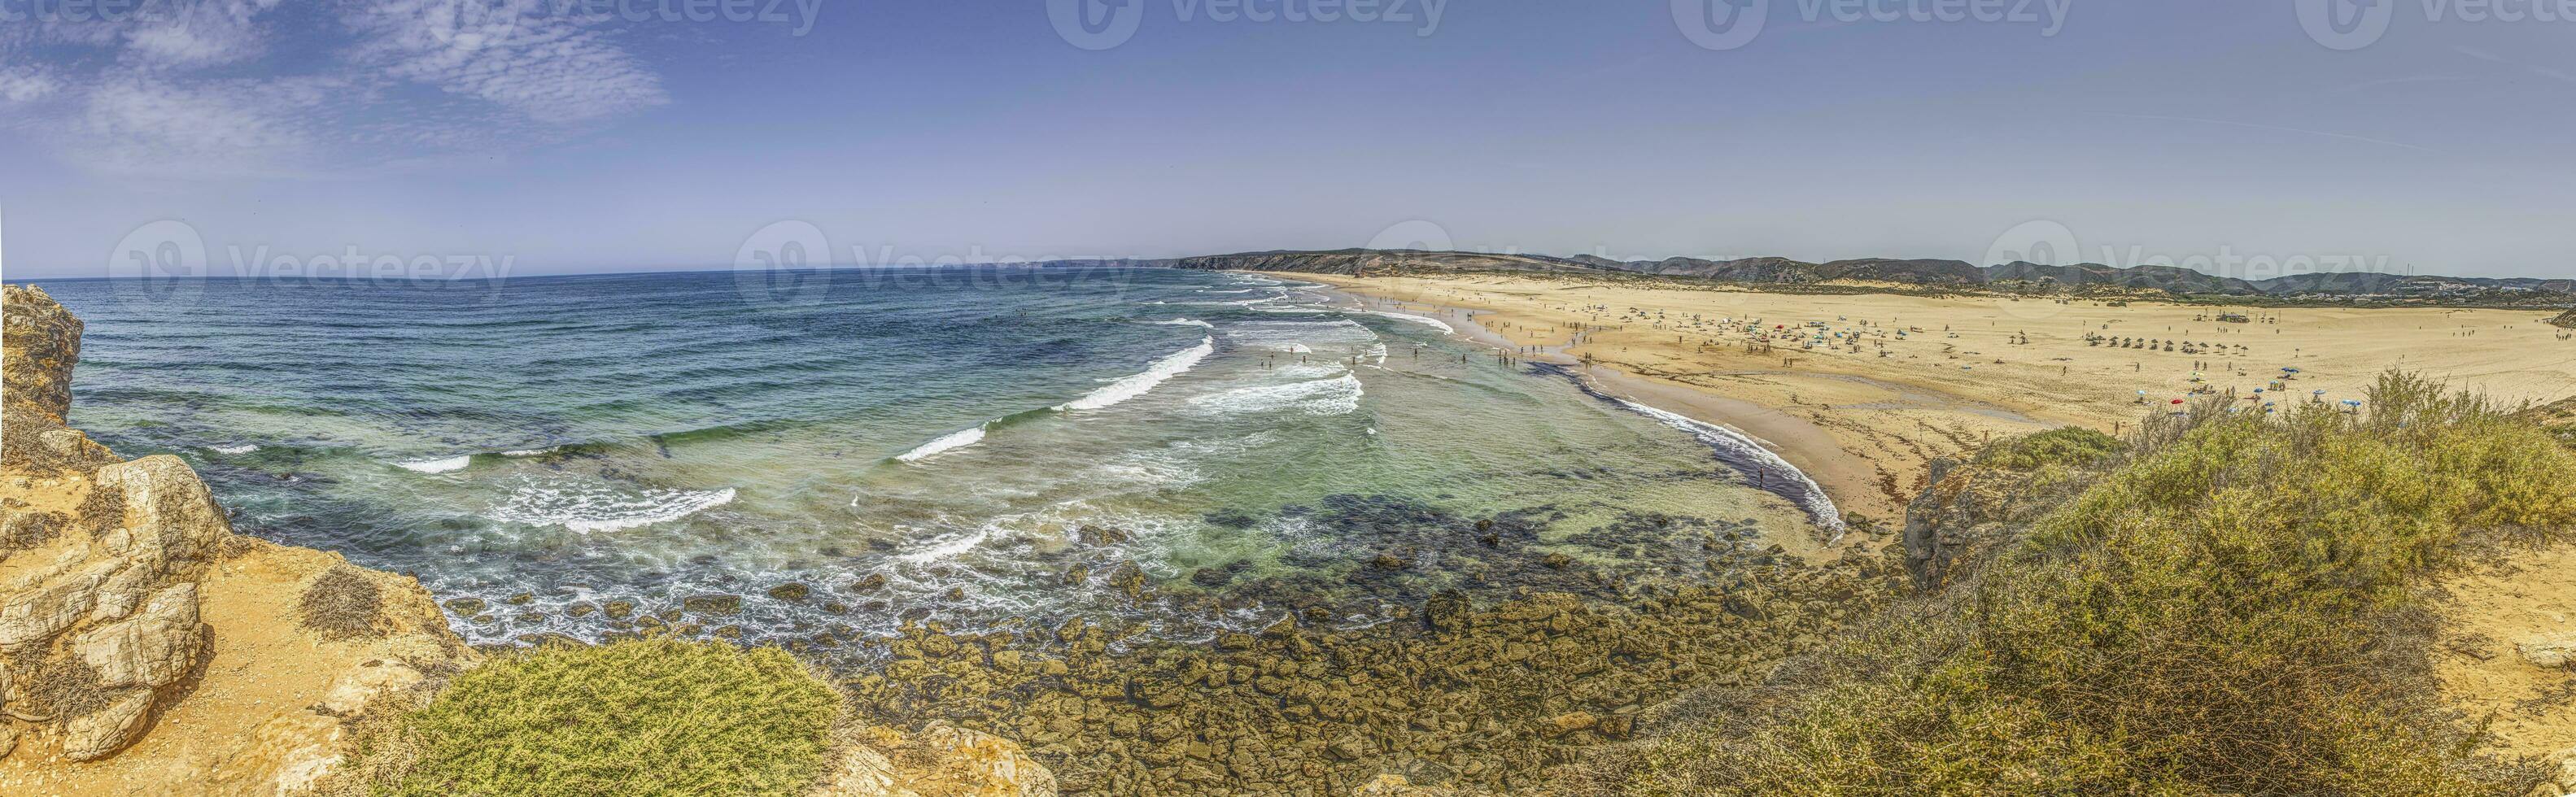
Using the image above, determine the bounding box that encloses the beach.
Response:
[1286,271,2576,528]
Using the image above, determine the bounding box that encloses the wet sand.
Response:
[1282,272,2576,532]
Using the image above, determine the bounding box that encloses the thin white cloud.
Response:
[76,74,336,177]
[0,66,62,102]
[4,0,668,178]
[120,0,281,68]
[343,0,666,124]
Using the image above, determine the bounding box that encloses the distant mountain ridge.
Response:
[1155,249,2574,298]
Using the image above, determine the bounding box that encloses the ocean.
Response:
[42,267,1831,653]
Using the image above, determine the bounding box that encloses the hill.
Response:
[1160,249,2573,301]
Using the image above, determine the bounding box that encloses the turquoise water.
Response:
[44,268,1816,649]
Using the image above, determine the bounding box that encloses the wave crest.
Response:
[1055,337,1213,412]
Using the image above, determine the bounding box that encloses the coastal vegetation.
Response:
[339,638,840,796]
[1626,371,2576,795]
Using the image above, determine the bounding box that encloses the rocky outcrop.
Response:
[1901,458,2019,589]
[2,286,231,761]
[844,542,1905,795]
[1897,429,2124,588]
[1,285,478,793]
[2552,308,2576,329]
[4,285,1058,796]
[814,722,1059,797]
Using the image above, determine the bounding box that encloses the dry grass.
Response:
[8,651,110,718]
[299,564,386,641]
[1628,371,2576,795]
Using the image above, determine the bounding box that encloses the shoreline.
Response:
[1281,273,1905,538]
[1272,270,2576,535]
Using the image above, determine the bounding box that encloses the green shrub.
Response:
[1631,371,2576,795]
[371,638,840,797]
[1975,425,2124,472]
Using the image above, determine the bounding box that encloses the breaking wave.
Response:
[486,479,738,534]
[896,424,989,462]
[1056,337,1214,412]
[1190,372,1364,416]
[396,455,472,473]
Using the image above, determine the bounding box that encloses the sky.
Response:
[1,0,2570,281]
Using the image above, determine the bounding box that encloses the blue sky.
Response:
[2,0,2569,280]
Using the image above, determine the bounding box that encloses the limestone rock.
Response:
[1353,774,1483,795]
[812,723,1059,797]
[317,659,427,716]
[814,741,921,797]
[62,689,155,761]
[1,285,83,426]
[93,454,234,568]
[2519,633,2576,669]
[75,583,204,689]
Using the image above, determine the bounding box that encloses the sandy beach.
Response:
[1286,272,2576,530]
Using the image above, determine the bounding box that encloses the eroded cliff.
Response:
[0,285,476,795]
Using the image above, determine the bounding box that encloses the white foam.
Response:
[897,424,989,462]
[487,480,736,534]
[500,446,559,457]
[1613,398,1844,531]
[898,526,993,564]
[1151,318,1215,329]
[397,455,472,473]
[1358,310,1455,334]
[1055,337,1213,412]
[210,443,259,455]
[1190,372,1364,416]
